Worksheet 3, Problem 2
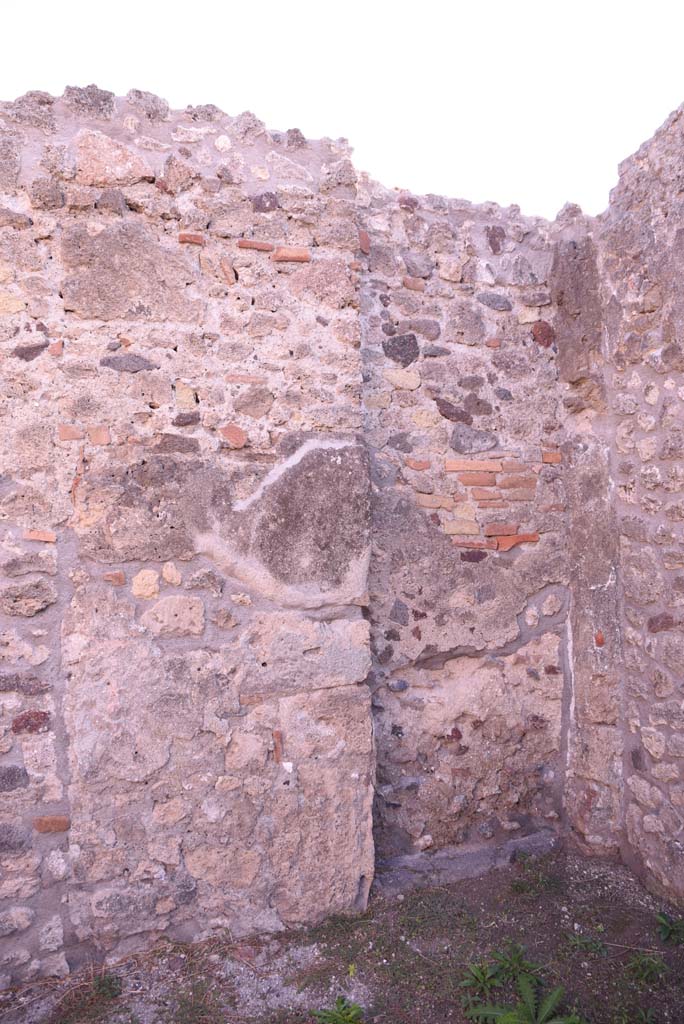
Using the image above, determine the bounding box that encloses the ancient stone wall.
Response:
[0,87,374,987]
[359,183,572,859]
[0,86,683,988]
[597,107,684,904]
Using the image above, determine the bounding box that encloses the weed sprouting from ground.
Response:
[312,996,365,1023]
[465,975,587,1023]
[656,912,684,946]
[627,953,668,987]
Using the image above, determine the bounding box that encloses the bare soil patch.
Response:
[2,852,683,1024]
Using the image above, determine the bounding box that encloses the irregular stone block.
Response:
[0,129,21,191]
[140,595,205,636]
[61,222,201,322]
[0,823,31,852]
[0,578,57,617]
[0,907,34,937]
[0,766,30,792]
[73,129,151,186]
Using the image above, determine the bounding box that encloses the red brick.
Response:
[498,475,538,490]
[58,423,85,441]
[471,487,497,500]
[33,815,70,833]
[402,275,426,292]
[497,532,540,551]
[272,729,284,764]
[406,458,431,471]
[457,472,496,486]
[542,451,562,464]
[88,426,110,446]
[104,571,125,586]
[272,246,311,263]
[219,423,247,449]
[358,229,371,255]
[48,341,63,357]
[237,239,275,252]
[12,709,50,734]
[477,500,508,508]
[445,459,503,473]
[178,232,205,246]
[485,338,501,349]
[484,522,519,537]
[595,630,605,647]
[23,529,56,543]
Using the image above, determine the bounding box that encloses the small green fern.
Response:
[466,974,586,1023]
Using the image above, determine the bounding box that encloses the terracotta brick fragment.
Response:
[477,500,508,509]
[542,451,562,464]
[272,729,284,764]
[457,472,496,486]
[88,426,110,445]
[498,475,537,490]
[33,815,70,833]
[23,529,56,543]
[446,459,503,473]
[271,246,311,263]
[402,275,426,292]
[497,532,540,551]
[484,522,518,536]
[358,229,371,255]
[58,423,85,441]
[219,424,247,449]
[595,630,605,647]
[237,239,274,252]
[485,338,501,349]
[471,488,497,500]
[501,460,540,473]
[104,571,125,586]
[178,232,205,245]
[48,341,63,356]
[406,458,431,471]
[12,709,50,733]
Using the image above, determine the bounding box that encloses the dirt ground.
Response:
[2,851,684,1024]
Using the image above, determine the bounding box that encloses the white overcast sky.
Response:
[3,0,684,220]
